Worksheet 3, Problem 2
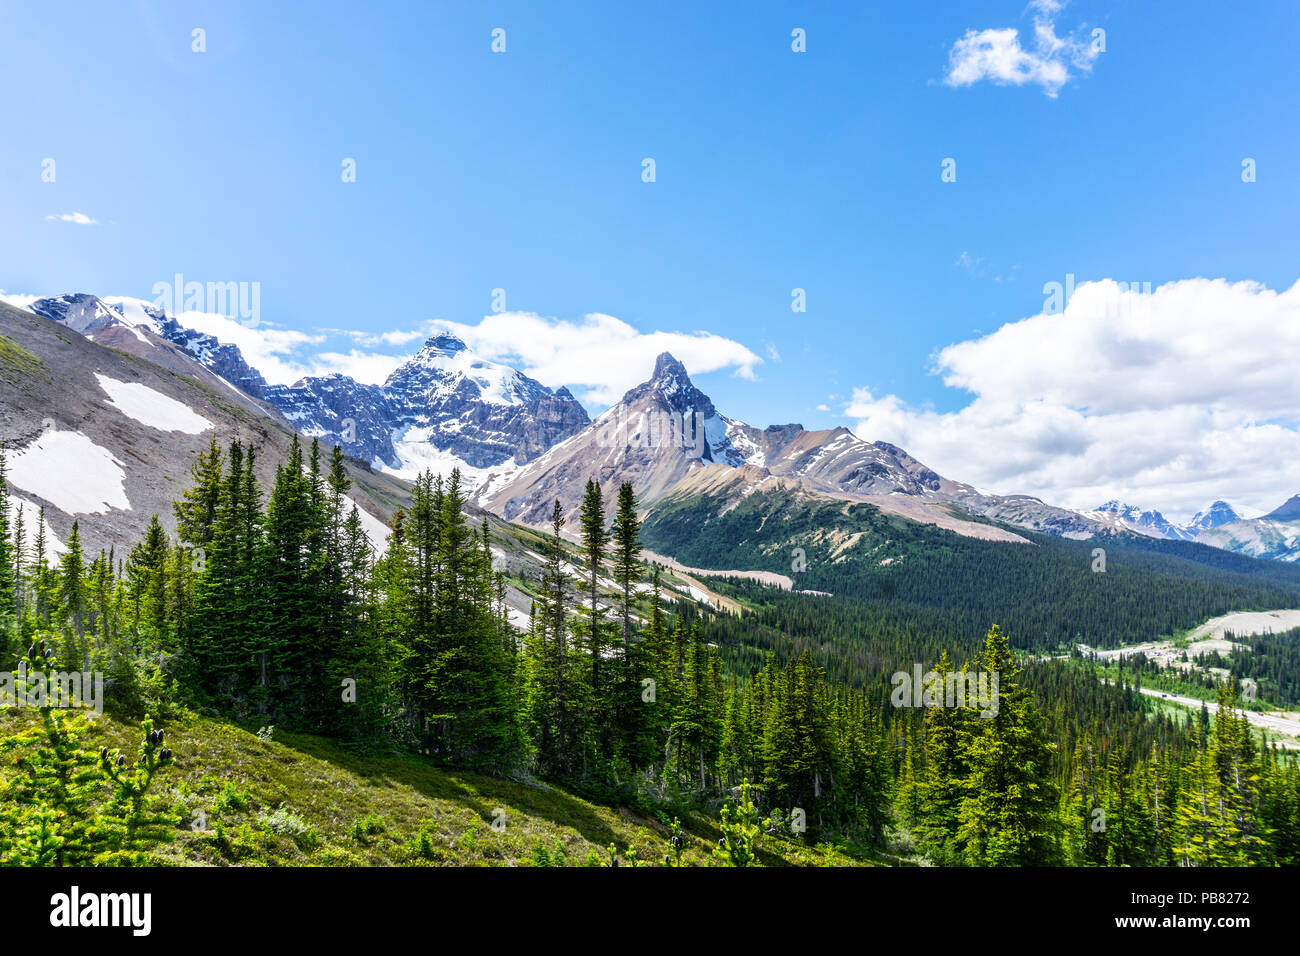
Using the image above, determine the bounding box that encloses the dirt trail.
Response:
[641,549,795,590]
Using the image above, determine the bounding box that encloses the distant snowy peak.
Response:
[385,333,549,408]
[1187,500,1241,532]
[1087,500,1194,540]
[1084,499,1249,541]
[27,294,591,478]
[31,293,138,337]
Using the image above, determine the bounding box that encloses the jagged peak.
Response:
[651,351,689,383]
[421,332,468,354]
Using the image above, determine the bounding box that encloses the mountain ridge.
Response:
[24,293,591,479]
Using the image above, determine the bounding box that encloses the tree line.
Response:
[1,438,1297,864]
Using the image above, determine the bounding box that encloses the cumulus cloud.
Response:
[0,291,41,310]
[174,311,326,385]
[846,278,1300,521]
[45,212,97,225]
[944,0,1101,97]
[428,311,764,406]
[307,349,409,384]
[136,305,761,402]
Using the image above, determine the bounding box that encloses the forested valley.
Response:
[1,438,1297,867]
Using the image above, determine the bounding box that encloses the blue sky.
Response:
[4,0,1300,517]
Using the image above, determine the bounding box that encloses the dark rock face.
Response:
[262,375,398,467]
[1263,495,1300,522]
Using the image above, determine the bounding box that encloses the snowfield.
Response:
[5,493,67,555]
[94,374,212,434]
[346,496,391,556]
[383,426,508,487]
[8,430,130,515]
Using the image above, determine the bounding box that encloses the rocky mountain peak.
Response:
[619,351,717,419]
[1188,499,1241,531]
[422,332,469,354]
[651,351,688,383]
[28,289,590,478]
[1263,494,1300,522]
[30,293,125,336]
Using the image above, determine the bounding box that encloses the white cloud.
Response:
[428,311,764,406]
[125,309,409,386]
[175,311,325,385]
[45,212,97,225]
[846,278,1300,521]
[0,291,40,310]
[319,327,428,348]
[308,349,408,384]
[944,1,1100,97]
[147,307,760,402]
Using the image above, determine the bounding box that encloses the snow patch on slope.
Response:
[384,425,509,485]
[6,493,67,555]
[8,431,130,515]
[345,496,391,556]
[94,374,213,434]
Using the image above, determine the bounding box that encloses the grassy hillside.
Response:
[0,708,880,867]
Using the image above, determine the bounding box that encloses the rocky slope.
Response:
[480,351,1104,543]
[0,300,409,559]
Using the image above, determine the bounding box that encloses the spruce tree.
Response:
[956,624,1061,865]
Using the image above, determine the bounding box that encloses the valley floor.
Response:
[1082,608,1300,749]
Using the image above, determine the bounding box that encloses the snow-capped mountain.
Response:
[1084,500,1196,540]
[1078,498,1251,544]
[25,293,590,480]
[266,332,589,475]
[1195,495,1300,563]
[0,298,405,559]
[1186,500,1241,534]
[19,291,1299,565]
[30,293,271,397]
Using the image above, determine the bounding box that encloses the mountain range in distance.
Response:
[7,290,1300,566]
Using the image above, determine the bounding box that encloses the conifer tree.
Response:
[957,624,1061,865]
[0,443,14,623]
[126,516,170,649]
[610,481,640,647]
[578,478,612,759]
[913,651,973,862]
